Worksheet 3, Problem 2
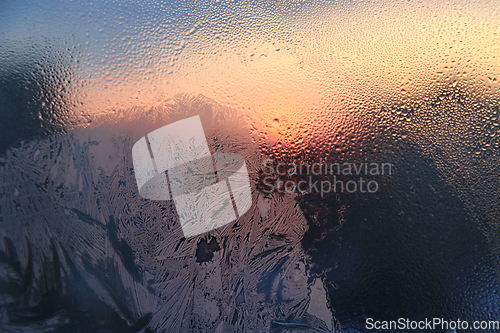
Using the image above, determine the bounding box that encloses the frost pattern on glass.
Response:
[1,0,500,331]
[0,96,331,332]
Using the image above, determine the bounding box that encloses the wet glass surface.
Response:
[1,0,500,332]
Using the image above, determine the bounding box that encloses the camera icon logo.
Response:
[132,116,252,238]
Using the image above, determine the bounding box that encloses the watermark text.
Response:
[261,158,392,196]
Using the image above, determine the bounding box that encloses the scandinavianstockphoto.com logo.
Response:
[130,115,392,238]
[131,115,252,238]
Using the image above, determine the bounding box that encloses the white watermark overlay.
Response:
[260,158,392,196]
[366,317,500,331]
[132,116,252,238]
